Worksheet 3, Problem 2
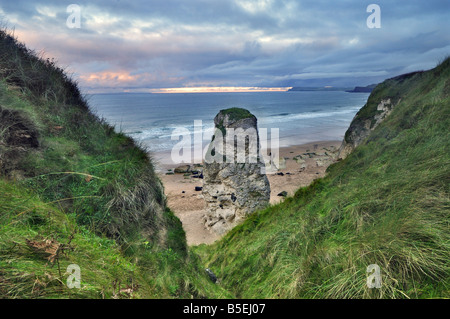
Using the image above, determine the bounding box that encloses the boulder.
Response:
[174,164,191,174]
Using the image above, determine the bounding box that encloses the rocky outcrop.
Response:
[338,97,398,159]
[202,108,270,235]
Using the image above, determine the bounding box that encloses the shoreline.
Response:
[157,140,342,246]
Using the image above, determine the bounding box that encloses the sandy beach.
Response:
[157,140,341,246]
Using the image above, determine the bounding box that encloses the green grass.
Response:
[196,58,450,299]
[216,107,256,135]
[0,179,136,298]
[0,179,230,298]
[0,27,229,299]
[219,107,254,122]
[1,24,448,299]
[0,26,167,241]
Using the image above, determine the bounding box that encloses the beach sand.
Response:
[157,140,341,246]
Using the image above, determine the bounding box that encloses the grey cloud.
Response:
[0,0,449,90]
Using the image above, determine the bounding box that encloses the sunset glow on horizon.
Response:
[147,87,292,93]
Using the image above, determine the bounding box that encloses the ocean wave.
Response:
[259,107,360,125]
[272,112,290,116]
[127,107,360,143]
[124,106,361,153]
[128,123,215,141]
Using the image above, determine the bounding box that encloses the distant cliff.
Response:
[287,86,351,92]
[345,84,377,93]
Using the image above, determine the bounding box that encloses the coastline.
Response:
[157,140,341,246]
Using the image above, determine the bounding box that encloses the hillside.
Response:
[0,28,228,298]
[1,25,448,300]
[196,58,450,298]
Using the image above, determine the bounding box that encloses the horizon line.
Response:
[85,86,293,94]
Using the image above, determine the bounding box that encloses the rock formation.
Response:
[202,108,270,235]
[338,96,398,159]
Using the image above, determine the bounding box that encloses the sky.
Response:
[0,0,449,93]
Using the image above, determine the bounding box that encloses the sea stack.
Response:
[202,108,270,235]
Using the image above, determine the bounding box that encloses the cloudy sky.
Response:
[1,0,449,93]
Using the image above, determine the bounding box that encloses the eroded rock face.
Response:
[338,98,397,159]
[202,108,270,235]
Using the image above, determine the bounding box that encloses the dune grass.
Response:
[195,58,450,299]
[0,27,229,299]
[0,179,231,298]
[1,24,448,299]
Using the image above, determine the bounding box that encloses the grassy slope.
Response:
[1,26,448,299]
[0,29,229,298]
[196,58,450,299]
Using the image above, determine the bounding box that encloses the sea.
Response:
[88,91,370,165]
